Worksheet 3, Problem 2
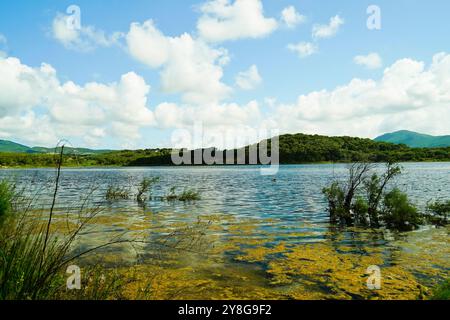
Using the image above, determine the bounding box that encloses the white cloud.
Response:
[354,53,383,69]
[312,15,344,39]
[52,13,123,51]
[281,6,306,28]
[0,56,154,147]
[154,100,264,149]
[235,65,262,90]
[287,42,318,58]
[197,0,278,42]
[126,20,231,104]
[270,53,450,138]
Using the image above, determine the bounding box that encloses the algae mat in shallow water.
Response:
[62,211,449,300]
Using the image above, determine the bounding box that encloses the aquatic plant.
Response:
[164,187,201,202]
[426,200,450,226]
[381,188,423,231]
[136,177,160,204]
[431,278,450,300]
[105,185,130,200]
[323,162,422,231]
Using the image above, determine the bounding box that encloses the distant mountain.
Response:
[375,130,450,148]
[0,139,112,155]
[0,140,38,153]
[31,146,113,155]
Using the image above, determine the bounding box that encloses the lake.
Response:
[0,163,449,299]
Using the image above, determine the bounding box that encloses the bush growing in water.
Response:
[105,185,130,200]
[426,200,449,226]
[381,188,422,231]
[136,177,160,204]
[165,187,201,202]
[323,162,422,231]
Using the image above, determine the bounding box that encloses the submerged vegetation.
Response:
[431,278,450,300]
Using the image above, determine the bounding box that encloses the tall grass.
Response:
[0,146,129,300]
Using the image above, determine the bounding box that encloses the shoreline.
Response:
[1,160,450,170]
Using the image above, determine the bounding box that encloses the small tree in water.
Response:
[323,162,422,231]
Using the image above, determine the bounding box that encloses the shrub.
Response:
[426,200,449,226]
[322,162,410,230]
[105,186,130,200]
[136,177,160,203]
[352,196,369,225]
[164,187,201,202]
[381,188,423,231]
[178,190,201,202]
[322,182,348,224]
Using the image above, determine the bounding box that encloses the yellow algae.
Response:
[40,207,449,300]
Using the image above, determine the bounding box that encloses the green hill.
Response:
[375,130,450,148]
[0,140,37,153]
[0,140,112,155]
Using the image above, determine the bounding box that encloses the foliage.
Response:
[381,188,423,231]
[323,162,422,231]
[105,185,130,200]
[426,200,450,227]
[431,278,450,300]
[136,177,160,203]
[2,133,450,168]
[164,187,201,202]
[0,181,15,224]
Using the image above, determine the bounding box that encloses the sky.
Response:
[0,0,450,149]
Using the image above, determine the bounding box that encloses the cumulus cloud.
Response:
[52,12,123,51]
[0,56,154,147]
[354,53,383,69]
[281,6,306,28]
[235,65,262,90]
[287,42,318,58]
[126,20,231,104]
[197,0,278,43]
[270,53,450,138]
[312,15,344,39]
[154,100,264,149]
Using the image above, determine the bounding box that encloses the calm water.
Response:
[1,163,449,241]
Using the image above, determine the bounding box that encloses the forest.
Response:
[1,133,450,167]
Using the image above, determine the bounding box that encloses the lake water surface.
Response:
[1,163,449,299]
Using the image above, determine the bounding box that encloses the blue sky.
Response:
[1,0,450,149]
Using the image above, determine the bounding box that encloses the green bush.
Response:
[164,187,201,202]
[322,182,348,224]
[352,196,369,225]
[426,200,449,226]
[381,188,423,231]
